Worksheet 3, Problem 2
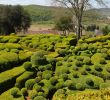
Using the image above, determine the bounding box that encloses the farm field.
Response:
[1,34,110,100]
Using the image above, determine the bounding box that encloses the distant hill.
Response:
[23,5,54,23]
[23,5,110,24]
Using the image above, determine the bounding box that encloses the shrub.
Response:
[100,82,110,89]
[16,71,34,89]
[31,51,48,67]
[11,87,19,97]
[42,70,52,80]
[60,74,68,81]
[100,58,106,64]
[73,73,79,78]
[25,79,36,90]
[56,82,64,89]
[57,49,67,57]
[50,77,58,85]
[34,96,47,100]
[94,64,103,72]
[23,62,32,71]
[86,78,94,86]
[45,64,52,70]
[64,80,75,90]
[29,90,38,99]
[76,83,84,90]
[47,45,54,51]
[21,88,28,96]
[56,61,62,66]
[33,84,42,92]
[81,70,88,75]
[83,57,91,65]
[75,61,83,67]
[35,77,42,83]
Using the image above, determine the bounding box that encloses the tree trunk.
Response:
[77,20,81,41]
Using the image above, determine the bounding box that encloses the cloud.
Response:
[0,0,51,5]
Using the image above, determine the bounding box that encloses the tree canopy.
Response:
[0,5,31,35]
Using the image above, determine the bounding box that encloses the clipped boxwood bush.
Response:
[21,88,28,96]
[11,87,19,97]
[23,61,32,71]
[25,79,36,90]
[31,51,48,68]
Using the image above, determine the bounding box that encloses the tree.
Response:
[0,5,31,35]
[53,0,106,40]
[55,15,73,35]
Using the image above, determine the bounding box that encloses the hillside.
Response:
[23,5,110,24]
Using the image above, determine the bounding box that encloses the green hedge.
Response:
[16,71,35,89]
[0,66,25,94]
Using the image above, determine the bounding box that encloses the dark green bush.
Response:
[60,74,68,81]
[35,77,42,83]
[21,88,28,96]
[25,79,36,90]
[31,51,48,68]
[100,58,106,64]
[16,71,34,89]
[64,80,75,90]
[83,57,91,65]
[56,82,64,89]
[50,77,58,85]
[23,62,32,71]
[33,84,42,92]
[86,78,94,86]
[34,96,47,100]
[11,87,19,97]
[94,65,103,72]
[56,61,62,66]
[76,83,84,90]
[29,90,38,99]
[75,61,83,67]
[42,70,52,80]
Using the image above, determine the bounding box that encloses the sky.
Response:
[0,0,110,7]
[0,0,52,6]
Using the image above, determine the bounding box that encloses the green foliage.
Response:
[31,51,48,68]
[21,88,28,96]
[0,66,25,94]
[11,87,19,97]
[34,96,47,100]
[23,62,32,71]
[29,90,38,99]
[25,79,36,90]
[76,83,84,91]
[16,71,34,89]
[0,5,31,35]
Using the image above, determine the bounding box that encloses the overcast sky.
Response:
[0,0,110,7]
[0,0,51,6]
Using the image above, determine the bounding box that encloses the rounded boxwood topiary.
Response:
[25,79,36,90]
[55,82,64,89]
[33,84,42,92]
[31,51,48,67]
[11,87,19,97]
[94,65,103,72]
[34,96,47,100]
[75,61,83,67]
[76,83,84,90]
[86,78,94,86]
[50,77,58,85]
[23,61,32,71]
[83,57,91,65]
[60,74,68,81]
[21,88,28,96]
[35,77,42,83]
[56,61,62,66]
[29,90,38,99]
